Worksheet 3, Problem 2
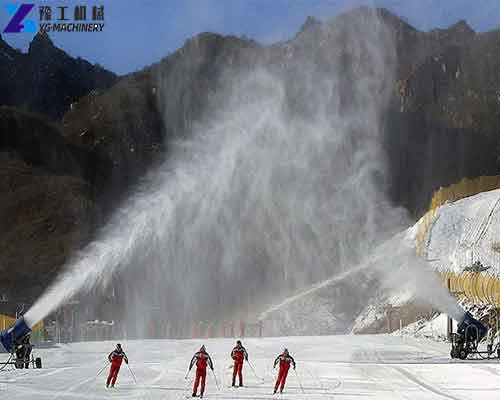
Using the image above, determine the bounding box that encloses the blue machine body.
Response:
[0,317,31,353]
[457,311,487,342]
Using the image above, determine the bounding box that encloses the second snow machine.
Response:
[450,312,497,360]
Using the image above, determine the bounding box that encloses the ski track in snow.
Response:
[1,335,499,399]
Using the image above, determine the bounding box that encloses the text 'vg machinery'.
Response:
[450,312,500,360]
[0,317,42,369]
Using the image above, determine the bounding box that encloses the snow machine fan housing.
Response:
[450,312,494,360]
[457,312,487,343]
[0,317,31,353]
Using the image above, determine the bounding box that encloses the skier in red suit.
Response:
[188,345,214,398]
[273,348,296,394]
[231,340,249,387]
[106,343,128,388]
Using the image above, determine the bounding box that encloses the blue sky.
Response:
[1,0,499,75]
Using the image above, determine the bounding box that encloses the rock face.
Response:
[0,32,116,119]
[385,21,500,216]
[1,8,500,323]
[0,107,100,299]
[61,33,259,193]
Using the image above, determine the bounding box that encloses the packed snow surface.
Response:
[2,335,500,399]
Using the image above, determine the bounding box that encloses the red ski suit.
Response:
[231,345,248,386]
[189,350,214,396]
[273,353,296,393]
[106,349,128,387]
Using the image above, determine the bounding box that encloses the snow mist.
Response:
[25,9,463,334]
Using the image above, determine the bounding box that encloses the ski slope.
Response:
[1,335,499,399]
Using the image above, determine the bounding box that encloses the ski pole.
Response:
[184,369,191,380]
[211,369,220,390]
[246,360,264,382]
[294,369,305,394]
[94,363,109,380]
[127,363,138,384]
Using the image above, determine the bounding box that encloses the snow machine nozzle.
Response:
[457,311,487,343]
[0,317,31,353]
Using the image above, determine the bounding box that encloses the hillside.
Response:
[0,107,101,299]
[423,188,500,273]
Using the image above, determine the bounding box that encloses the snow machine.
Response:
[0,317,42,370]
[450,312,496,360]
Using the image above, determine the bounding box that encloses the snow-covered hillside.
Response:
[2,335,499,399]
[423,188,500,274]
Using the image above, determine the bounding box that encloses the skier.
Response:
[106,343,128,388]
[231,339,248,387]
[188,345,214,398]
[273,348,296,394]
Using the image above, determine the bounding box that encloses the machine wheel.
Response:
[458,349,468,360]
[450,349,457,359]
[35,357,42,369]
[497,348,500,359]
[14,359,23,369]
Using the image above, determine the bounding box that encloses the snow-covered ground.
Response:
[2,335,500,399]
[424,188,500,274]
[395,313,449,342]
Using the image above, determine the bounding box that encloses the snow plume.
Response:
[26,9,462,335]
[256,230,464,336]
[370,231,465,322]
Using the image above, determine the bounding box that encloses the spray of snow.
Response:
[25,9,464,333]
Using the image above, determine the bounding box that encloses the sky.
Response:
[1,0,499,75]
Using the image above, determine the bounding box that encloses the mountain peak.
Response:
[429,19,475,41]
[28,31,56,54]
[31,31,54,45]
[0,33,8,48]
[299,16,322,33]
[0,32,20,59]
[331,6,417,33]
[295,16,323,41]
[449,19,475,35]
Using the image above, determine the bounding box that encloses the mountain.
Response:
[0,32,116,119]
[1,8,500,328]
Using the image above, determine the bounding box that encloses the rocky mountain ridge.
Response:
[0,32,116,119]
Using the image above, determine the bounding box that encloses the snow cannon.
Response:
[0,317,31,353]
[457,312,487,343]
[450,312,493,360]
[0,317,42,369]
